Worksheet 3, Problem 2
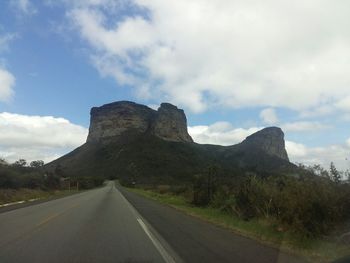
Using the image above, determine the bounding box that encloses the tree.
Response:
[0,158,7,166]
[345,169,350,183]
[207,164,219,203]
[30,160,45,168]
[13,159,27,167]
[312,164,330,179]
[330,162,341,183]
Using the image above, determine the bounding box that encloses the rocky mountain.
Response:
[47,101,295,183]
[87,101,193,143]
[240,127,289,161]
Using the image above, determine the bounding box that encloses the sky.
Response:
[0,0,350,170]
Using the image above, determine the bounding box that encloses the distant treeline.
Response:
[124,162,350,238]
[0,158,104,190]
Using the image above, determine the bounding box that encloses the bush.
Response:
[0,168,21,189]
[191,165,350,237]
[75,176,104,189]
[22,172,45,189]
[218,174,350,237]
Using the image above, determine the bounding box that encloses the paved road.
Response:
[0,182,170,263]
[0,182,305,263]
[118,186,306,263]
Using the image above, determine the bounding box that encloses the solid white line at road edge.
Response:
[137,218,176,263]
[114,185,180,263]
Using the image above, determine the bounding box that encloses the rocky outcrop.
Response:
[87,101,155,143]
[87,101,193,143]
[152,103,193,142]
[240,127,289,161]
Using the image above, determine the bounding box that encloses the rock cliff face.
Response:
[152,103,193,142]
[87,101,193,143]
[240,127,289,161]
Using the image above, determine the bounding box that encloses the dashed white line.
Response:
[0,198,40,208]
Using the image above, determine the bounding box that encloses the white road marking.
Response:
[0,200,24,207]
[113,184,180,263]
[28,198,40,202]
[137,218,176,263]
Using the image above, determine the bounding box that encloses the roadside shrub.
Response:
[76,176,104,189]
[156,185,171,194]
[226,174,350,237]
[22,172,45,189]
[0,166,21,189]
[169,185,188,195]
[192,174,210,206]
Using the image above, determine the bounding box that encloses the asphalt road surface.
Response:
[0,182,170,263]
[0,182,305,263]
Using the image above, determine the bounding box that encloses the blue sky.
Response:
[0,0,350,170]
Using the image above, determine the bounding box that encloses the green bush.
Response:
[208,172,350,237]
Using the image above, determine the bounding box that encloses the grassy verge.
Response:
[128,187,350,263]
[0,188,81,206]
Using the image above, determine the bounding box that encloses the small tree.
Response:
[330,162,341,183]
[312,164,330,179]
[13,159,27,167]
[0,158,7,166]
[30,160,45,168]
[345,169,350,183]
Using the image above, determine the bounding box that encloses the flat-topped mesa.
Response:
[240,127,289,161]
[87,101,155,143]
[86,101,193,143]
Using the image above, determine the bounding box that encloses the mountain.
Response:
[47,101,295,184]
[87,101,193,143]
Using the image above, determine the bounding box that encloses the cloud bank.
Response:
[0,112,88,163]
[66,0,350,114]
[189,122,350,170]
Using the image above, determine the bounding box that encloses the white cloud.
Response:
[0,33,17,52]
[147,104,159,110]
[281,121,331,132]
[189,122,350,170]
[260,108,278,125]
[65,0,350,113]
[11,0,37,15]
[189,122,261,146]
[336,96,350,111]
[299,105,335,118]
[286,140,350,171]
[0,68,15,102]
[0,112,88,163]
[0,29,17,103]
[347,138,350,147]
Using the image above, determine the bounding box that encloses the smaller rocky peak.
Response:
[241,127,289,161]
[158,103,180,111]
[153,103,193,143]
